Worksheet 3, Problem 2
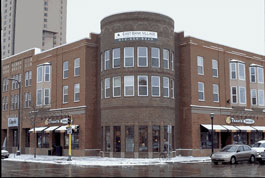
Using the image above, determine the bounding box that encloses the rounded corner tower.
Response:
[100,11,176,158]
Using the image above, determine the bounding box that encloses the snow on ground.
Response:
[4,154,211,167]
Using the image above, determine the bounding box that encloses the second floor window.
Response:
[250,67,256,83]
[230,63,237,79]
[231,87,237,104]
[239,87,246,104]
[44,88,50,105]
[104,50,110,70]
[213,84,219,102]
[251,89,257,105]
[197,56,204,75]
[44,66,50,82]
[63,86,68,103]
[63,61,68,79]
[37,66,43,83]
[2,96,8,111]
[113,48,120,68]
[257,67,264,83]
[124,76,134,96]
[163,49,169,69]
[198,82,204,101]
[151,48,160,68]
[74,58,80,76]
[105,78,110,98]
[113,76,121,97]
[138,75,148,96]
[24,92,31,108]
[212,59,218,77]
[238,63,245,80]
[163,77,169,97]
[2,78,8,92]
[258,90,264,106]
[37,89,42,106]
[74,83,80,102]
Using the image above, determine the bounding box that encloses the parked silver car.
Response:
[256,151,265,165]
[211,144,256,165]
[1,150,9,159]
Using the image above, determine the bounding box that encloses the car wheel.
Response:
[230,156,236,164]
[249,155,255,163]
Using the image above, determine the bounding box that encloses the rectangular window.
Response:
[212,59,218,77]
[163,77,169,97]
[137,47,148,67]
[151,48,160,68]
[238,63,245,80]
[113,126,121,152]
[63,61,68,79]
[124,76,134,96]
[163,49,169,69]
[28,93,32,107]
[25,72,29,87]
[231,86,237,104]
[104,50,110,70]
[44,88,50,105]
[198,82,205,101]
[230,63,237,79]
[28,71,32,86]
[65,133,79,149]
[63,86,68,103]
[24,93,28,108]
[151,76,160,97]
[113,48,120,68]
[250,67,256,83]
[251,89,257,105]
[37,89,42,106]
[44,65,50,82]
[113,76,121,97]
[138,75,148,96]
[239,87,246,104]
[171,79,174,99]
[105,78,110,98]
[257,67,264,83]
[152,125,160,152]
[124,47,134,67]
[125,126,134,152]
[139,126,148,152]
[74,58,80,76]
[105,126,110,152]
[197,56,204,75]
[213,84,219,102]
[258,90,264,106]
[101,80,104,99]
[37,66,43,83]
[74,83,80,102]
[171,52,174,71]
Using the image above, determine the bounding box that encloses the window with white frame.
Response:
[257,67,264,83]
[231,86,237,104]
[2,96,8,111]
[151,76,160,97]
[25,71,29,87]
[239,87,246,104]
[213,84,219,102]
[258,90,264,106]
[198,82,204,101]
[63,86,68,103]
[124,76,134,96]
[250,67,256,83]
[230,63,237,79]
[24,92,31,108]
[163,77,169,97]
[163,49,169,69]
[44,65,50,82]
[44,88,50,105]
[74,58,80,76]
[63,61,68,79]
[113,48,120,68]
[28,71,32,86]
[137,47,148,67]
[251,89,257,105]
[124,47,134,67]
[101,80,104,99]
[138,75,148,96]
[171,52,174,71]
[197,56,204,75]
[238,63,245,80]
[2,78,8,92]
[171,79,174,98]
[37,89,42,106]
[74,83,80,102]
[212,59,218,77]
[105,78,110,98]
[113,76,121,97]
[151,48,160,68]
[37,66,43,83]
[104,50,110,70]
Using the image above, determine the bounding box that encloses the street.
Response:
[1,160,264,177]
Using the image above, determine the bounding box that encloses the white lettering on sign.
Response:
[231,118,255,125]
[8,117,18,127]
[114,31,158,41]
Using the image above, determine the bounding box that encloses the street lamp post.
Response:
[210,113,214,156]
[9,78,21,156]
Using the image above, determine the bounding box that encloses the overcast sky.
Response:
[67,0,264,55]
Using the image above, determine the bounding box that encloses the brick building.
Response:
[1,11,265,157]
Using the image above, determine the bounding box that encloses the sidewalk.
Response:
[4,154,211,166]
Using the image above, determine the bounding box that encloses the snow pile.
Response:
[4,154,211,166]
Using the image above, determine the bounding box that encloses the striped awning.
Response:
[222,125,239,132]
[201,124,227,132]
[29,127,47,133]
[44,126,60,133]
[251,126,265,132]
[234,126,257,132]
[54,125,78,133]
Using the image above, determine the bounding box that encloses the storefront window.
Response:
[105,126,110,152]
[25,129,30,147]
[13,129,17,147]
[125,126,134,152]
[152,126,160,152]
[201,131,219,149]
[113,126,121,152]
[139,126,148,152]
[233,132,247,145]
[65,133,79,149]
[250,132,263,145]
[37,133,49,148]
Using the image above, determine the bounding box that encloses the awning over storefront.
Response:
[234,126,257,132]
[222,125,239,132]
[201,124,227,132]
[251,126,265,132]
[54,125,78,133]
[29,127,47,133]
[44,126,60,133]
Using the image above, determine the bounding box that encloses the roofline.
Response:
[1,48,41,61]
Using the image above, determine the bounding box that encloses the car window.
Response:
[253,143,261,147]
[222,145,237,152]
[243,145,251,151]
[261,143,265,148]
[238,146,244,152]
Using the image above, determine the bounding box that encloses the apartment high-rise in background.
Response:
[1,0,67,59]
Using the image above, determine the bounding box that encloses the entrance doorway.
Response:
[54,133,61,146]
[221,132,232,148]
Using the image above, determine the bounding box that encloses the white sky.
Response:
[67,0,265,56]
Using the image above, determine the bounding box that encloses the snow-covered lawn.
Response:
[4,154,211,166]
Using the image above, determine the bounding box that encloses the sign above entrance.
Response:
[8,117,18,127]
[225,117,255,125]
[114,31,158,42]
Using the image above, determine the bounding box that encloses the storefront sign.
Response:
[225,117,255,125]
[8,117,18,127]
[45,119,60,125]
[114,31,158,42]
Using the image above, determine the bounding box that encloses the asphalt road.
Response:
[1,159,265,177]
